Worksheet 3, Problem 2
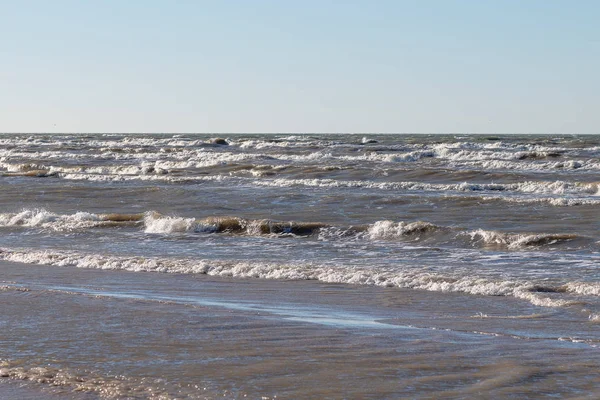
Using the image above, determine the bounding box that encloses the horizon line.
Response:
[0,132,596,135]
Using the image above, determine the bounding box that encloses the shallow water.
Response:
[2,133,600,398]
[3,261,600,399]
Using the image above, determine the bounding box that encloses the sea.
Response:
[1,133,600,399]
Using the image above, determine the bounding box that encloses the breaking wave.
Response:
[0,248,583,308]
[467,230,580,249]
[4,163,600,208]
[140,213,591,250]
[252,177,600,196]
[367,220,441,239]
[144,212,332,236]
[0,209,589,250]
[0,209,143,231]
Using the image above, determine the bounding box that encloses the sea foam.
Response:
[0,248,580,309]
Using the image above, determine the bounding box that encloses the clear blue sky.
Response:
[1,0,598,133]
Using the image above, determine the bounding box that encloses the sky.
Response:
[1,0,598,134]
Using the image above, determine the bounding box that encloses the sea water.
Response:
[1,133,600,398]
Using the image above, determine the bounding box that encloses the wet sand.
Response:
[2,260,600,398]
[0,381,98,399]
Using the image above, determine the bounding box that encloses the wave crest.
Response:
[468,229,579,249]
[0,248,578,309]
[368,220,440,239]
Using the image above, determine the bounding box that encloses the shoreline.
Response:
[2,260,600,398]
[0,379,98,400]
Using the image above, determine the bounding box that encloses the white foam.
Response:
[452,158,600,172]
[565,282,600,296]
[481,196,600,207]
[0,149,271,177]
[143,212,196,234]
[368,220,438,239]
[467,229,578,249]
[0,209,102,231]
[237,137,338,149]
[56,172,228,183]
[0,359,185,399]
[589,314,600,322]
[0,248,577,309]
[512,289,572,308]
[252,177,599,197]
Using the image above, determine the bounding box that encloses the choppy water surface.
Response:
[2,133,600,398]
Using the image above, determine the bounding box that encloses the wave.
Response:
[0,134,230,149]
[0,133,575,149]
[0,136,589,167]
[480,195,600,207]
[0,248,581,308]
[0,209,143,231]
[450,158,600,172]
[467,230,580,249]
[5,160,600,207]
[0,209,589,251]
[0,152,273,176]
[236,137,342,149]
[145,214,580,250]
[4,136,600,189]
[366,220,441,239]
[144,212,332,236]
[564,282,600,297]
[252,177,600,196]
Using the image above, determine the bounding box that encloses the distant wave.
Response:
[4,135,600,176]
[252,177,600,196]
[4,159,599,204]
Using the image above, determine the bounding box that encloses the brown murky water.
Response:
[2,133,600,398]
[2,261,600,399]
